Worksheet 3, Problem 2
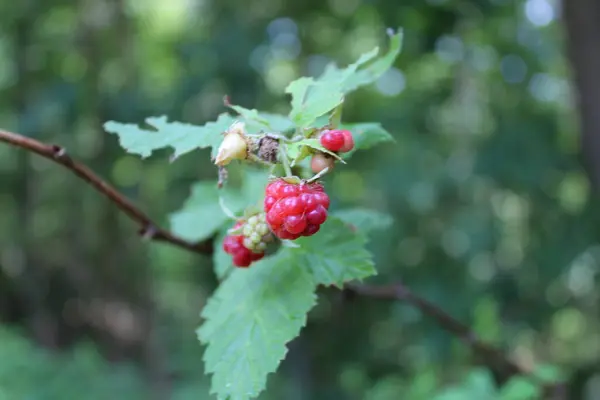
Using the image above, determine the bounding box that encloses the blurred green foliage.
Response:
[1,0,598,399]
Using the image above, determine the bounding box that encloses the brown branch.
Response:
[0,129,212,255]
[346,282,523,376]
[346,282,566,399]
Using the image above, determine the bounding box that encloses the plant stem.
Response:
[279,144,293,177]
[307,167,329,183]
[218,196,239,220]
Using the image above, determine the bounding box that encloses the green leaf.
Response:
[285,78,345,128]
[433,369,497,400]
[340,123,395,159]
[290,217,376,286]
[499,377,540,400]
[283,29,402,130]
[104,113,236,160]
[169,182,245,242]
[198,253,317,400]
[336,28,404,93]
[227,104,272,128]
[332,208,393,235]
[241,168,271,204]
[286,138,344,166]
[213,229,234,280]
[256,113,296,133]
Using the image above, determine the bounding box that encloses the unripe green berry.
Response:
[243,237,254,250]
[257,224,269,236]
[250,232,261,243]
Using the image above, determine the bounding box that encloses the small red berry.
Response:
[310,153,335,174]
[263,178,330,240]
[320,130,345,152]
[339,130,354,153]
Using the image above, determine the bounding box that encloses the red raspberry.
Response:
[339,130,354,153]
[222,216,272,268]
[319,129,354,153]
[264,178,330,240]
[319,130,345,152]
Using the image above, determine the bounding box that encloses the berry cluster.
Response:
[223,215,272,267]
[264,178,330,240]
[311,129,355,174]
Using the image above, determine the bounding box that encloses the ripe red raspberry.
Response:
[339,130,354,153]
[222,216,272,268]
[319,130,345,152]
[319,129,354,153]
[264,178,330,240]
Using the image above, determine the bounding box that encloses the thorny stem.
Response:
[0,127,565,396]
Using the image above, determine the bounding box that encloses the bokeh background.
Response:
[1,0,599,399]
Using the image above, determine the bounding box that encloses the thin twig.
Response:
[0,129,212,255]
[346,282,524,377]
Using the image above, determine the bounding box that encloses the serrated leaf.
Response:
[198,253,317,400]
[104,113,236,160]
[340,123,395,159]
[213,229,234,280]
[332,208,393,234]
[285,78,344,128]
[315,28,403,95]
[169,182,245,242]
[256,113,296,133]
[290,217,376,286]
[286,138,344,166]
[338,28,404,93]
[227,104,273,131]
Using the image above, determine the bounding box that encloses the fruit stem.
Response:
[279,144,293,177]
[219,196,239,220]
[307,166,330,183]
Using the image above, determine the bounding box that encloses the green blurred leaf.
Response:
[332,208,393,235]
[169,182,244,242]
[213,229,233,280]
[241,168,271,204]
[340,123,395,159]
[197,252,317,400]
[104,113,235,160]
[290,217,376,286]
[433,369,497,400]
[499,376,540,400]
